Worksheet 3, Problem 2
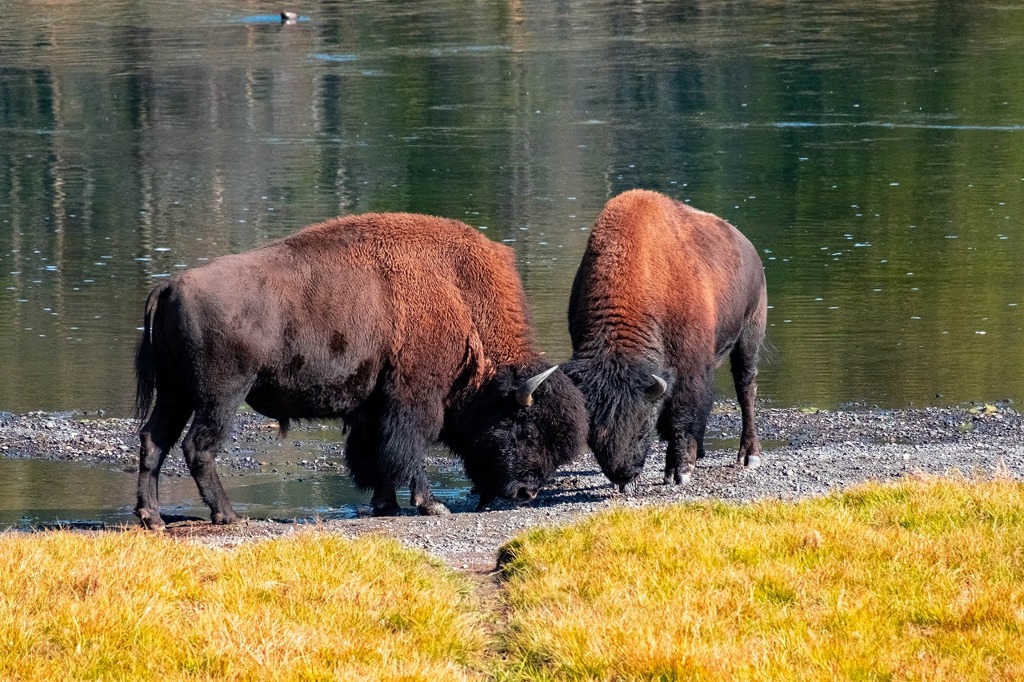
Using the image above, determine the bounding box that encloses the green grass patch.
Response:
[1,477,1022,681]
[498,476,1024,681]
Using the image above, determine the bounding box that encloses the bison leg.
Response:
[730,334,762,469]
[343,411,404,516]
[370,486,401,517]
[664,437,700,485]
[136,395,193,531]
[180,401,241,525]
[345,413,447,516]
[663,436,704,483]
[380,396,450,516]
[410,468,450,516]
[661,423,684,485]
[660,371,714,484]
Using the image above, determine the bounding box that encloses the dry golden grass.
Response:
[497,476,1024,681]
[2,478,1021,681]
[0,531,488,681]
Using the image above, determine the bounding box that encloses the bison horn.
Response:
[516,365,559,408]
[645,374,668,402]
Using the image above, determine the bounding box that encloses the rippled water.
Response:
[1,0,1022,523]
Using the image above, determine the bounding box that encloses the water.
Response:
[0,448,470,528]
[1,0,1022,523]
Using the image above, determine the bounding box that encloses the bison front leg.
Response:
[660,374,713,485]
[370,486,401,517]
[664,436,698,484]
[378,396,450,516]
[410,468,450,516]
[343,417,401,516]
[735,382,762,468]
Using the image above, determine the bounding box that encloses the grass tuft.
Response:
[0,530,488,681]
[497,476,1024,681]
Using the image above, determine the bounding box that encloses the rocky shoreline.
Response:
[2,403,1022,571]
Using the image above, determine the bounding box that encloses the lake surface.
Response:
[1,1,1022,523]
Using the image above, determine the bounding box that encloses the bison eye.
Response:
[514,422,539,443]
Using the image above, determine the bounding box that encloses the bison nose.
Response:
[606,468,639,487]
[512,483,538,503]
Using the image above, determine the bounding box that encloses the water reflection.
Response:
[0,0,1022,418]
[0,450,472,529]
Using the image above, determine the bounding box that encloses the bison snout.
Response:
[507,482,538,503]
[604,467,640,488]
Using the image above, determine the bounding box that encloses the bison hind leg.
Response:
[136,393,193,531]
[181,399,244,525]
[730,328,763,468]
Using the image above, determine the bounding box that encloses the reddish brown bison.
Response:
[134,213,587,529]
[565,190,767,488]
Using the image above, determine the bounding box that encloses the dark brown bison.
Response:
[564,189,767,488]
[134,212,587,529]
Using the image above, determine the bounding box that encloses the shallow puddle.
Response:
[0,452,472,530]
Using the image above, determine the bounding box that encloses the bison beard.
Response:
[133,212,587,529]
[565,189,767,488]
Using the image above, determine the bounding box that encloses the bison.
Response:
[564,189,767,488]
[134,212,588,529]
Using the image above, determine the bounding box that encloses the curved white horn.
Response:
[516,365,559,408]
[645,374,668,402]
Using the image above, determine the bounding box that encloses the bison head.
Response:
[563,357,673,487]
[445,361,588,509]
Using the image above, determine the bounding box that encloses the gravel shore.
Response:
[2,402,1021,571]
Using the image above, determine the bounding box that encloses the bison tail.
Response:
[758,335,779,365]
[134,282,169,423]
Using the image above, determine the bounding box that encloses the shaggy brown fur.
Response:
[135,213,587,528]
[566,190,767,487]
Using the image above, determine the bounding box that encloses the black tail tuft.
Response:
[134,282,169,424]
[758,336,779,365]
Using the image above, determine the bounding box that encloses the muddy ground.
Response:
[1,402,1021,571]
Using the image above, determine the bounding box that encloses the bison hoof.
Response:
[373,502,401,517]
[211,511,239,525]
[418,500,451,516]
[617,480,640,495]
[743,454,762,469]
[136,508,166,532]
[664,468,690,485]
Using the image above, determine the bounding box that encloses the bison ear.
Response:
[515,365,559,408]
[644,374,668,403]
[559,360,583,387]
